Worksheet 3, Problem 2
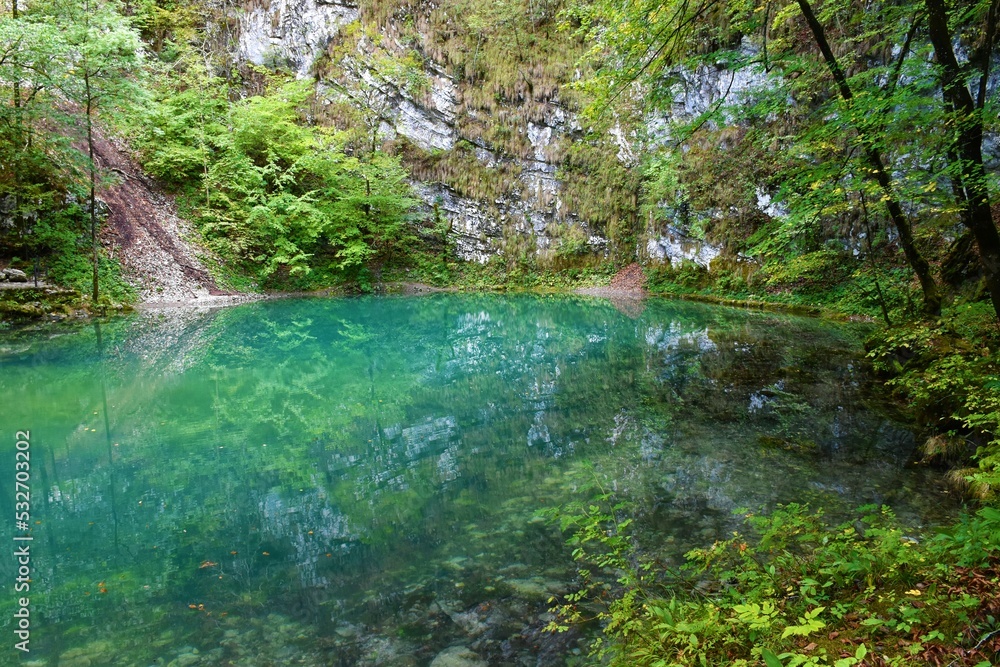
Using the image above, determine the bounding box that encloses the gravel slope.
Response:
[93,131,258,308]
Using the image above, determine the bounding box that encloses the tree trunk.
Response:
[12,0,21,239]
[200,106,210,209]
[12,0,19,119]
[925,0,1000,320]
[976,0,999,109]
[860,193,892,325]
[796,0,942,316]
[86,72,99,303]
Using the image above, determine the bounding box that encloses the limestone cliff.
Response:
[229,0,746,266]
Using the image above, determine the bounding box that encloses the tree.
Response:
[0,2,78,266]
[0,5,55,196]
[924,0,1000,318]
[793,0,941,316]
[45,0,142,302]
[565,0,999,317]
[145,77,421,286]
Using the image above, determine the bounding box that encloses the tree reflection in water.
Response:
[0,295,951,665]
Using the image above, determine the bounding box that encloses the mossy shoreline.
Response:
[0,264,923,326]
[0,285,132,324]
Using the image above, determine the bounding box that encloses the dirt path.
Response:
[574,263,648,297]
[574,263,648,317]
[92,130,257,308]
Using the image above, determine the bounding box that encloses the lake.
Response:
[0,295,951,666]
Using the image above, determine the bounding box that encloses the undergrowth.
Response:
[644,258,922,324]
[866,302,1000,499]
[388,252,619,290]
[544,497,1000,667]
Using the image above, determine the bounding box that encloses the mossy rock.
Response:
[758,435,820,455]
[1,287,84,314]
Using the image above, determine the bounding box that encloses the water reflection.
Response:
[0,295,950,666]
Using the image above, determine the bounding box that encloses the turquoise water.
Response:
[0,295,950,666]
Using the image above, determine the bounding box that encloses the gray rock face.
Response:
[388,75,458,152]
[646,229,720,268]
[233,0,768,264]
[317,69,458,152]
[235,0,616,262]
[671,38,770,124]
[984,58,1000,170]
[238,0,359,77]
[413,183,501,262]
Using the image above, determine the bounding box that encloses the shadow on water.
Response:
[0,295,956,666]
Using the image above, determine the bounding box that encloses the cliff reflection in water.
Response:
[0,295,949,666]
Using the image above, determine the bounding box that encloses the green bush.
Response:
[136,77,422,289]
[545,497,1000,667]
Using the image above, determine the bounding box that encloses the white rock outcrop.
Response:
[646,228,721,268]
[239,0,359,77]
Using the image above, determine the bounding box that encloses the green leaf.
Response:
[762,648,784,667]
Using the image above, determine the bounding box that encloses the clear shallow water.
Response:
[0,295,951,666]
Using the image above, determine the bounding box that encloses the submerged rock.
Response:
[758,434,820,455]
[506,577,566,601]
[58,656,92,667]
[429,646,487,667]
[167,653,200,667]
[434,599,489,637]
